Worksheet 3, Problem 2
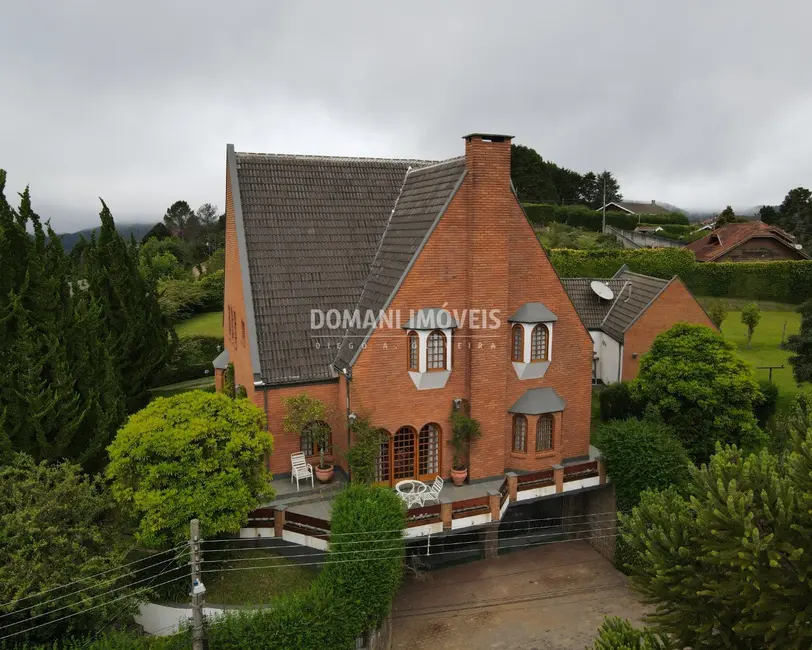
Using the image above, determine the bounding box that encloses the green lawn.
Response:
[203,549,316,605]
[720,309,801,408]
[149,377,215,399]
[175,311,223,338]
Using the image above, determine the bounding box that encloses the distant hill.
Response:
[56,222,157,251]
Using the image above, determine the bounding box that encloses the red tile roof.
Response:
[685,221,807,262]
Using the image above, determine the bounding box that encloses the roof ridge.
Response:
[407,156,466,173]
[235,151,437,165]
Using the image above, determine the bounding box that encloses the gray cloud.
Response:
[2,0,811,230]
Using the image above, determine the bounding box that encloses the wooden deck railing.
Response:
[406,503,442,527]
[451,496,490,519]
[516,468,554,492]
[564,460,598,481]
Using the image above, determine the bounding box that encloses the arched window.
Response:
[407,331,419,371]
[300,420,332,456]
[418,423,440,475]
[393,426,417,480]
[512,415,527,452]
[536,414,553,451]
[511,324,524,362]
[530,324,549,362]
[426,330,446,370]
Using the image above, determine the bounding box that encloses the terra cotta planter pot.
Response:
[450,467,468,486]
[315,464,334,483]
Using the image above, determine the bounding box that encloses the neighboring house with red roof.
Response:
[685,221,809,262]
[562,267,715,383]
[216,133,596,486]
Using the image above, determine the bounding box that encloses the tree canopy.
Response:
[0,171,125,469]
[0,454,135,643]
[632,323,764,463]
[785,298,812,384]
[106,391,273,547]
[510,144,559,204]
[758,187,812,250]
[715,205,736,227]
[621,433,812,649]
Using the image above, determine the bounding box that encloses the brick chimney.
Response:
[463,133,514,479]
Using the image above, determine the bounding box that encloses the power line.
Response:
[199,522,618,564]
[0,574,186,643]
[0,554,189,634]
[1,547,189,621]
[200,531,620,574]
[0,542,187,611]
[204,509,621,545]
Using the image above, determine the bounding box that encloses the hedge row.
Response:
[151,335,224,387]
[549,248,812,303]
[523,203,688,231]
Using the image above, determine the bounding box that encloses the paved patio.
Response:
[266,474,504,522]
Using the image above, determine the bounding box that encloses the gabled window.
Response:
[426,330,446,371]
[407,331,419,371]
[512,415,527,452]
[530,324,549,362]
[511,325,524,362]
[536,414,553,451]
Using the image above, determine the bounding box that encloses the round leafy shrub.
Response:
[632,323,765,463]
[106,391,273,547]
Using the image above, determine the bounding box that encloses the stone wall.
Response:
[561,484,617,561]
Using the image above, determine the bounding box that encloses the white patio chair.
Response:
[421,476,444,505]
[290,452,313,491]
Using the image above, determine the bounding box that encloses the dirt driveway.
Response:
[392,541,647,650]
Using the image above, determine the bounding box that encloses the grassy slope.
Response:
[203,549,316,605]
[720,309,801,409]
[175,311,224,338]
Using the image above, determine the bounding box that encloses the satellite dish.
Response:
[590,280,614,301]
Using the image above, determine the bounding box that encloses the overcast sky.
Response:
[2,1,811,231]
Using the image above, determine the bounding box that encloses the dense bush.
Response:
[198,269,225,311]
[590,617,674,649]
[106,392,272,547]
[753,379,779,428]
[4,630,186,649]
[548,248,812,303]
[158,271,224,321]
[621,435,812,648]
[152,335,223,386]
[207,485,406,649]
[596,419,692,512]
[598,382,641,422]
[633,324,764,463]
[0,455,135,644]
[523,203,688,230]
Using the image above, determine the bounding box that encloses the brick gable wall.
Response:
[622,278,715,381]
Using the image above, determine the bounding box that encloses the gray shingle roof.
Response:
[604,201,673,215]
[334,158,467,368]
[561,278,626,329]
[235,151,434,384]
[508,387,566,415]
[212,348,230,370]
[507,302,558,323]
[562,271,671,342]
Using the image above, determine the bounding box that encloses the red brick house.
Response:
[685,221,809,262]
[563,268,716,383]
[216,134,594,485]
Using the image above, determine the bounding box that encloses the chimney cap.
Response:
[463,133,514,143]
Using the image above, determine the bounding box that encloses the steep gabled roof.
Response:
[560,278,626,329]
[601,270,671,342]
[233,149,434,384]
[562,269,672,342]
[334,157,467,369]
[684,221,808,262]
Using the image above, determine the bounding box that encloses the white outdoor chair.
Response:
[290,452,313,491]
[421,476,444,505]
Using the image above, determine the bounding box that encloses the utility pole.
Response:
[601,173,607,233]
[189,519,208,650]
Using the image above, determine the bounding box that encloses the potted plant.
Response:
[282,393,334,483]
[450,405,481,486]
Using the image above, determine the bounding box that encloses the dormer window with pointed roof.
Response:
[402,308,456,389]
[508,303,557,380]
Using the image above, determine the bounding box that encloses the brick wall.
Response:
[349,135,593,481]
[622,278,715,381]
[223,160,256,401]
